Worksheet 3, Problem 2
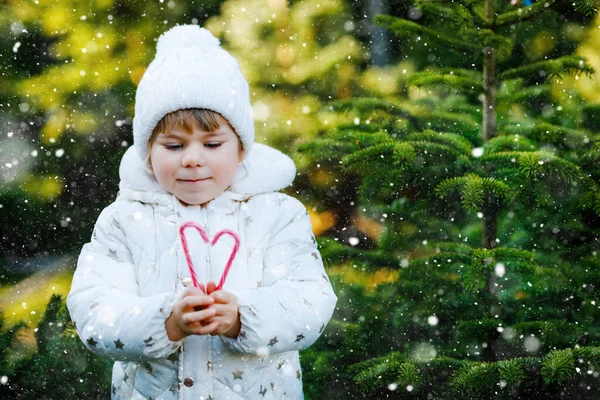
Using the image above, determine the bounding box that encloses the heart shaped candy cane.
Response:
[179,221,240,292]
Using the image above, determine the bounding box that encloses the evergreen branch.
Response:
[340,142,396,170]
[328,98,411,119]
[0,313,27,371]
[484,134,537,153]
[358,168,406,201]
[410,140,470,161]
[374,15,478,53]
[497,359,526,388]
[317,238,399,267]
[581,188,600,214]
[435,67,482,80]
[580,140,600,166]
[572,0,599,16]
[500,56,595,82]
[411,2,478,27]
[449,363,498,397]
[496,0,557,26]
[462,29,514,61]
[513,320,581,345]
[435,241,475,254]
[436,174,510,212]
[541,349,574,384]
[490,247,535,263]
[336,123,380,133]
[350,352,407,390]
[503,122,590,150]
[396,361,422,390]
[572,346,600,368]
[336,129,395,151]
[498,82,552,103]
[406,130,473,155]
[462,177,486,212]
[456,318,502,337]
[482,151,581,182]
[518,152,580,181]
[424,111,481,142]
[407,71,483,92]
[451,4,475,28]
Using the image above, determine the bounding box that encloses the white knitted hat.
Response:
[133,25,254,159]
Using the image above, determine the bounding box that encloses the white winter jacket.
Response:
[67,143,337,400]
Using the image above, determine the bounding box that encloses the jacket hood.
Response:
[117,143,296,206]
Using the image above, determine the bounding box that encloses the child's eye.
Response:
[164,144,183,150]
[205,142,222,149]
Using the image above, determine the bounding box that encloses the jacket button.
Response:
[183,377,194,387]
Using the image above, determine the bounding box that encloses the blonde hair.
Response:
[146,108,241,166]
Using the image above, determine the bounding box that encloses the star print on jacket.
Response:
[87,337,97,347]
[259,385,267,396]
[232,369,244,380]
[267,337,278,347]
[108,249,119,260]
[143,336,155,347]
[295,333,305,342]
[114,339,124,349]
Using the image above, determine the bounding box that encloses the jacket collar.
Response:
[117,142,296,211]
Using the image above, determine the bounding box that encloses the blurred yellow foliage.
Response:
[329,264,398,292]
[0,265,73,327]
[308,209,336,236]
[40,109,68,143]
[21,174,64,200]
[525,31,556,61]
[570,13,600,104]
[41,6,74,37]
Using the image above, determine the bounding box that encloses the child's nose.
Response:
[181,147,206,167]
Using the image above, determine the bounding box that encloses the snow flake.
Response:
[495,263,506,277]
[471,147,484,157]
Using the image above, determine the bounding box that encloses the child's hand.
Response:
[203,281,241,338]
[165,287,219,341]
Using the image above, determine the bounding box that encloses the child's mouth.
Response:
[180,178,210,183]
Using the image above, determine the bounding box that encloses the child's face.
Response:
[149,120,243,206]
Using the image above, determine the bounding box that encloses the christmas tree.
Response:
[0,295,112,398]
[299,0,600,398]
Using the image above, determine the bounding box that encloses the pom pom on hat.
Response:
[133,24,255,160]
[156,25,220,56]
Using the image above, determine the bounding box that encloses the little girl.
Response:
[67,25,336,400]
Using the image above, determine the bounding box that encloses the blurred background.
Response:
[1,0,599,398]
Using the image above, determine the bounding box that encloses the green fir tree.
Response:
[299,0,600,398]
[0,295,111,399]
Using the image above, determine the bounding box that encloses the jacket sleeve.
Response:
[67,204,181,361]
[221,196,337,354]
